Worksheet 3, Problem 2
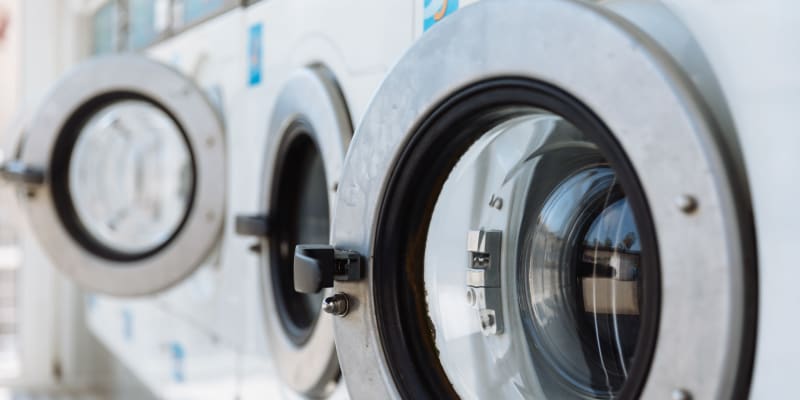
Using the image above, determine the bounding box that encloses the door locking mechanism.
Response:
[466,229,504,335]
[293,245,362,294]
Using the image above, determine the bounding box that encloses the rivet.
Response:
[205,211,215,221]
[206,136,215,147]
[675,195,698,214]
[671,389,691,400]
[322,293,350,317]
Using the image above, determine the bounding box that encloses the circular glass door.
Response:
[65,99,194,259]
[9,55,226,296]
[270,126,328,346]
[418,103,658,399]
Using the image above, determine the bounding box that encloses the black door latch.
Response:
[294,245,362,293]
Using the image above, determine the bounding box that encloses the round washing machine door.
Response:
[0,55,226,296]
[236,66,351,398]
[294,1,756,399]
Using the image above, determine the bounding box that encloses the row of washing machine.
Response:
[1,0,798,399]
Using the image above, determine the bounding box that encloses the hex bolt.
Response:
[322,293,350,316]
[671,389,691,400]
[675,194,698,214]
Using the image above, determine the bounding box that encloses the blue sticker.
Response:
[248,23,263,86]
[424,0,459,31]
[170,342,186,383]
[85,294,96,310]
[121,309,133,341]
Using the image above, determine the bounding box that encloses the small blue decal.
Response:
[85,294,96,310]
[170,342,186,383]
[121,309,133,341]
[424,0,459,31]
[248,23,263,86]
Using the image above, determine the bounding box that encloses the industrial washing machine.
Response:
[292,0,799,399]
[1,1,250,397]
[232,1,414,398]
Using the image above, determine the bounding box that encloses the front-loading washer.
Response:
[0,2,249,397]
[289,0,795,398]
[231,1,414,398]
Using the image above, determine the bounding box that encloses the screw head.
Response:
[322,293,350,317]
[675,195,698,214]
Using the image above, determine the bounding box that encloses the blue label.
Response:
[121,309,133,341]
[248,23,263,86]
[85,294,96,310]
[424,0,459,31]
[170,342,186,383]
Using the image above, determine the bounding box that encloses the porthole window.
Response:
[374,80,659,399]
[65,99,194,259]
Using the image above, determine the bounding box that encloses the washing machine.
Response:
[1,1,250,397]
[291,0,799,398]
[232,1,413,398]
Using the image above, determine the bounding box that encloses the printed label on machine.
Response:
[424,0,459,31]
[248,23,263,86]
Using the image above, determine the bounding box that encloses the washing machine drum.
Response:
[306,0,756,399]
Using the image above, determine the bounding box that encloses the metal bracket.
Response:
[293,245,362,294]
[0,161,45,186]
[466,230,504,335]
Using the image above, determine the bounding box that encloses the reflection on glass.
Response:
[69,100,193,256]
[424,111,650,399]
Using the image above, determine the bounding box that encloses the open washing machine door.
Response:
[294,0,756,399]
[1,55,226,297]
[236,66,351,398]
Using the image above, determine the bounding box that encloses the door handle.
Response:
[0,161,45,185]
[234,214,271,237]
[293,245,362,294]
